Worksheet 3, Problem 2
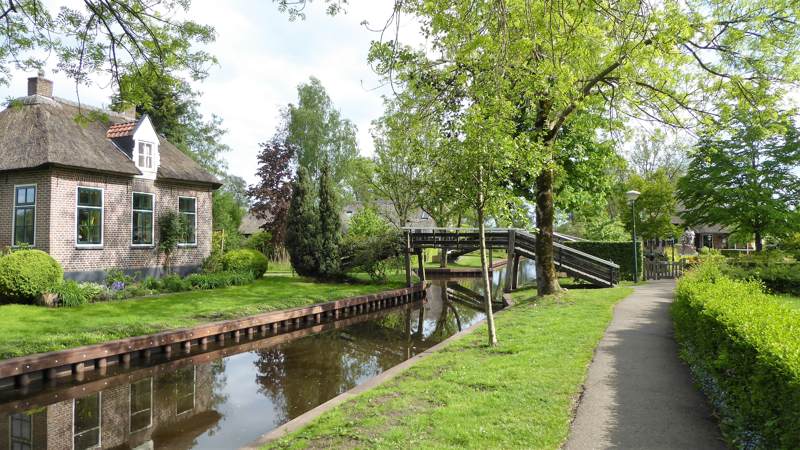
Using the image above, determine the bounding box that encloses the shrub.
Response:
[202,252,225,274]
[244,231,273,258]
[186,271,254,290]
[722,259,800,296]
[53,281,107,307]
[105,268,135,288]
[563,241,643,281]
[340,230,402,281]
[141,276,162,291]
[222,249,268,278]
[161,274,190,292]
[0,249,63,303]
[673,262,800,448]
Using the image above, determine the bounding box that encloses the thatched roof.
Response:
[0,95,221,188]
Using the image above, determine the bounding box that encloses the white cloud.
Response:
[0,0,425,185]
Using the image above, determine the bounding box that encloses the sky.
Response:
[0,0,423,185]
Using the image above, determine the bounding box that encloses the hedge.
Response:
[673,262,800,448]
[563,241,643,281]
[222,249,268,278]
[0,249,63,303]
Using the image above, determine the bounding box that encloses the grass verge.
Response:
[0,274,406,360]
[264,284,633,449]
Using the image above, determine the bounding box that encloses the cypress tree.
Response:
[285,167,320,276]
[317,163,342,277]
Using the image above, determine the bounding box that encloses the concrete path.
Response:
[565,280,727,450]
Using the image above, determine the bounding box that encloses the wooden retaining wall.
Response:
[0,284,427,390]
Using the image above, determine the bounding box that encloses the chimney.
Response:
[122,105,137,121]
[27,70,53,98]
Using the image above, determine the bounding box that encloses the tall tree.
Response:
[622,169,679,243]
[317,163,342,277]
[678,107,800,251]
[628,129,688,183]
[285,167,320,276]
[248,137,296,246]
[285,77,359,190]
[0,0,215,99]
[371,0,800,295]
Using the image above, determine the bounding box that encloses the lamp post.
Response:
[626,190,641,283]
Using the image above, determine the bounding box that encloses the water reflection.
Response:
[0,276,504,450]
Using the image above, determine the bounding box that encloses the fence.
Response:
[644,260,685,280]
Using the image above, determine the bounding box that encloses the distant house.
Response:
[670,214,753,251]
[0,73,221,280]
[342,201,437,229]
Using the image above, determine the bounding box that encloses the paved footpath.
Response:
[565,280,727,450]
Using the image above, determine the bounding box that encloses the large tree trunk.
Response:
[477,199,498,346]
[536,168,561,296]
[755,229,763,252]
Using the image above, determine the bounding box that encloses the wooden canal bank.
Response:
[0,284,427,390]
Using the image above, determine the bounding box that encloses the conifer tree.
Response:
[285,167,320,276]
[317,163,342,277]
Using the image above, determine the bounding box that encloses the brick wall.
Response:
[0,169,52,253]
[0,167,213,280]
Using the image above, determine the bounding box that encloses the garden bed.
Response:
[261,285,633,449]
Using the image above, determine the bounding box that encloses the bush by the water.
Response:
[722,252,800,296]
[0,250,63,303]
[186,271,254,289]
[222,249,268,278]
[673,262,800,448]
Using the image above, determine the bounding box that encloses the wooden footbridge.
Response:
[403,228,620,289]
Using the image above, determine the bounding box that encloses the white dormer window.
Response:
[138,142,153,169]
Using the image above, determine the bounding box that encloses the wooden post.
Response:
[416,249,426,283]
[512,254,521,290]
[504,230,516,293]
[405,232,413,287]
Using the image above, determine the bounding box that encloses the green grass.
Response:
[776,294,800,310]
[424,250,508,269]
[265,284,633,449]
[0,274,407,360]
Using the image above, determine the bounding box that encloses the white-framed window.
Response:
[178,197,197,246]
[76,187,103,247]
[175,366,196,415]
[138,142,153,169]
[129,377,153,433]
[9,413,33,450]
[132,193,154,246]
[73,392,101,450]
[12,185,35,247]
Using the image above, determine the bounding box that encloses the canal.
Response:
[0,260,534,450]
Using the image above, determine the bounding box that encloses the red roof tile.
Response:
[106,121,136,138]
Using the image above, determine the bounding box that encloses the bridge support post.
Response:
[405,232,413,287]
[416,249,426,283]
[504,230,516,293]
[512,254,520,290]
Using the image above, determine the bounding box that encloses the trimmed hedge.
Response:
[563,241,643,281]
[0,250,63,303]
[222,249,268,278]
[673,262,800,448]
[723,261,800,297]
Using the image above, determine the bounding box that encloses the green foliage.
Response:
[53,281,106,307]
[317,164,341,277]
[104,268,135,288]
[722,254,800,296]
[340,231,402,282]
[286,167,320,276]
[622,169,679,241]
[212,189,246,250]
[564,241,643,281]
[285,77,359,196]
[244,231,274,258]
[185,271,255,290]
[677,107,800,251]
[158,211,187,272]
[222,249,268,278]
[160,275,190,293]
[347,206,391,237]
[0,250,63,303]
[673,263,800,448]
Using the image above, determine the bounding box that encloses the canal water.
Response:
[0,260,534,450]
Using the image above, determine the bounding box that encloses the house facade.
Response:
[0,74,220,280]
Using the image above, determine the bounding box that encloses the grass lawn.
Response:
[424,250,508,269]
[265,284,633,449]
[0,274,407,360]
[776,294,800,310]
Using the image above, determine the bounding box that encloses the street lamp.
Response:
[626,190,641,283]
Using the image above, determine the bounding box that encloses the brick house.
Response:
[0,74,221,280]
